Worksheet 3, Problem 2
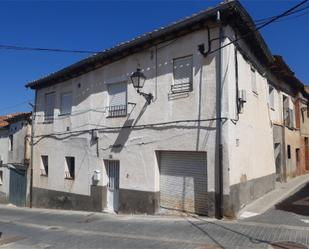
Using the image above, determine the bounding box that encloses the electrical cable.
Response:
[209,0,309,55]
[32,118,228,139]
[0,44,100,54]
[0,99,33,112]
[0,2,307,56]
[254,4,309,24]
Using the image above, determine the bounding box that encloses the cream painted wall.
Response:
[222,26,276,187]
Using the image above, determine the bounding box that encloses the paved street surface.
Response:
[241,183,309,228]
[0,201,309,249]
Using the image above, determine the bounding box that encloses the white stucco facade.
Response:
[32,26,227,215]
[29,16,289,216]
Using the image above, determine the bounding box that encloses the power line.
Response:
[209,0,309,55]
[0,44,100,54]
[254,4,309,24]
[0,99,33,113]
[268,10,309,23]
[1,1,308,117]
[0,2,307,56]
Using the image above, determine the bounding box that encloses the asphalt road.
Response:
[1,189,309,249]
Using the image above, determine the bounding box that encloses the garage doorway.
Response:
[9,168,27,207]
[159,151,208,215]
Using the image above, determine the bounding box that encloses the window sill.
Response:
[106,114,128,119]
[65,177,74,181]
[58,113,71,117]
[40,174,48,177]
[43,120,54,124]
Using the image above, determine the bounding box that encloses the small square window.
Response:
[40,155,48,176]
[65,157,75,180]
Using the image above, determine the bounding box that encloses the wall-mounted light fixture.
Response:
[130,68,153,105]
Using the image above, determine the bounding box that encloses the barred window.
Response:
[107,82,127,117]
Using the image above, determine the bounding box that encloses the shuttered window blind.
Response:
[60,92,72,115]
[173,56,193,86]
[269,86,275,110]
[251,67,257,94]
[107,82,127,117]
[45,92,55,120]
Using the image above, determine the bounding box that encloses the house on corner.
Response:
[25,0,308,217]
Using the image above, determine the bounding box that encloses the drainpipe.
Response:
[216,24,224,219]
[29,90,37,208]
[197,13,224,218]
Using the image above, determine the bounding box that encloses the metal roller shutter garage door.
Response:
[159,151,208,215]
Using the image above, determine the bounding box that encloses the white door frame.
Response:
[105,160,120,213]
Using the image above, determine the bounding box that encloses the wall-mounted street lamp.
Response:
[130,68,153,105]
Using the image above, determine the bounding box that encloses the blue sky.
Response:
[0,0,308,115]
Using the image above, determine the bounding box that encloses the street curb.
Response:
[238,174,309,218]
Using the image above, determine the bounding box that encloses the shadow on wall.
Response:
[110,101,148,153]
[111,119,135,153]
[275,182,309,216]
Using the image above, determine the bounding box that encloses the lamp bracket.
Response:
[137,90,153,105]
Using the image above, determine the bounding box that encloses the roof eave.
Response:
[25,0,274,90]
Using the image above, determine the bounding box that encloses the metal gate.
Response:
[9,168,27,206]
[159,151,208,215]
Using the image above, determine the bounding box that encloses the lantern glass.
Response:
[130,68,146,89]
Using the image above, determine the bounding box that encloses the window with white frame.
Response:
[107,82,127,117]
[251,67,257,94]
[44,92,55,120]
[60,92,72,115]
[269,86,275,110]
[65,157,75,180]
[172,56,193,93]
[0,171,3,185]
[40,155,48,176]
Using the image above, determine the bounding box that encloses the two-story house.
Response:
[0,112,32,206]
[25,0,307,217]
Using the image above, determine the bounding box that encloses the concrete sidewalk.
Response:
[239,173,309,219]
